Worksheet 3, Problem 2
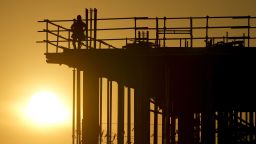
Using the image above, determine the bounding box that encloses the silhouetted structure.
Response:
[38,9,256,144]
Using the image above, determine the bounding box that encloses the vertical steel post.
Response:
[193,113,200,143]
[107,80,110,144]
[249,112,254,141]
[99,77,102,144]
[206,16,209,47]
[85,9,89,49]
[254,112,256,127]
[110,81,112,143]
[162,109,166,144]
[90,8,93,49]
[147,31,149,43]
[134,17,137,43]
[190,17,193,48]
[243,33,246,46]
[106,80,113,143]
[202,62,215,144]
[134,75,150,144]
[138,31,141,42]
[170,113,175,144]
[118,83,124,144]
[77,70,81,144]
[94,8,97,49]
[154,103,158,144]
[226,32,229,43]
[246,112,248,124]
[127,87,131,144]
[164,64,170,144]
[248,16,250,47]
[142,31,145,41]
[72,69,76,144]
[83,70,100,144]
[156,17,159,48]
[163,17,166,47]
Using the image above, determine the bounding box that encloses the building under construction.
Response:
[38,9,256,144]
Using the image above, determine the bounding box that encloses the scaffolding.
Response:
[38,9,256,144]
[38,13,256,53]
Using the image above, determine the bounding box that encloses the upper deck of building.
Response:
[38,11,256,111]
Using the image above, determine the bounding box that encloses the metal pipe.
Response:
[156,17,159,48]
[90,8,93,49]
[163,17,166,47]
[250,112,254,141]
[248,16,250,47]
[94,8,97,49]
[127,87,131,144]
[109,80,112,143]
[77,70,81,144]
[72,68,76,144]
[206,15,209,47]
[85,9,89,49]
[154,102,158,144]
[190,17,193,48]
[147,31,149,43]
[134,17,137,43]
[99,77,102,144]
[107,80,110,144]
[38,16,256,22]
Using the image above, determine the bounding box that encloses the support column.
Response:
[164,64,171,144]
[162,109,166,144]
[201,57,215,144]
[77,70,81,144]
[99,77,103,144]
[83,70,99,144]
[107,80,110,144]
[250,111,254,141]
[118,83,124,144]
[127,87,131,144]
[107,80,113,144]
[218,112,228,144]
[170,113,176,144]
[179,112,194,144]
[154,103,158,144]
[72,69,76,144]
[134,83,150,144]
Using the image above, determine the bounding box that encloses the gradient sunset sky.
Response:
[1,0,256,144]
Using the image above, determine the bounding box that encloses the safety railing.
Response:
[37,11,256,53]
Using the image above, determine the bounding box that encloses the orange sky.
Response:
[1,0,256,144]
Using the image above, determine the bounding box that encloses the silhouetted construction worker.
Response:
[71,15,86,49]
[71,19,77,49]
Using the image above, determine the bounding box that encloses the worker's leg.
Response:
[78,41,82,49]
[72,37,77,49]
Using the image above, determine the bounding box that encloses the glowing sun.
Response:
[25,91,69,125]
